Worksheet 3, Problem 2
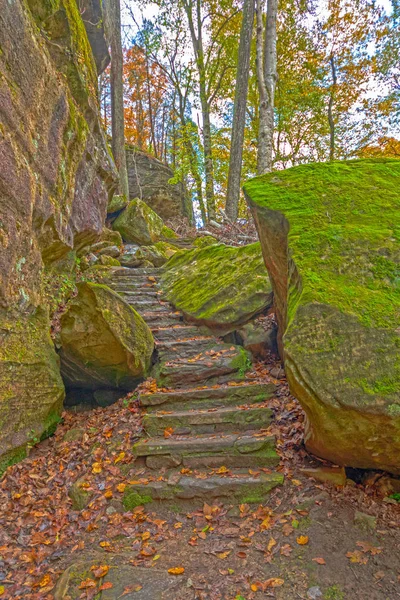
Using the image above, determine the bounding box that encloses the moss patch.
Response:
[244,158,400,330]
[161,243,273,333]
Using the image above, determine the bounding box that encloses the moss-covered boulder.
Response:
[161,243,273,333]
[59,282,154,390]
[0,308,65,473]
[108,194,128,214]
[244,158,400,474]
[112,199,165,245]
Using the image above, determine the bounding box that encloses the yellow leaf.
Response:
[141,531,151,541]
[117,483,126,493]
[267,538,277,552]
[174,522,183,529]
[91,565,109,578]
[291,479,302,486]
[251,584,258,591]
[168,567,185,575]
[92,462,102,474]
[104,490,113,499]
[260,517,272,530]
[39,574,51,587]
[114,452,125,464]
[100,541,111,548]
[216,466,228,474]
[217,551,231,559]
[0,585,4,596]
[153,555,161,561]
[296,535,309,545]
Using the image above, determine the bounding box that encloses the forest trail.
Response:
[106,266,283,505]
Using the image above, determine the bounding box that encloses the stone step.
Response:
[110,289,159,297]
[132,432,279,469]
[151,325,211,341]
[143,404,273,436]
[140,381,276,411]
[156,337,216,355]
[123,470,284,507]
[152,345,251,388]
[126,301,170,313]
[110,267,162,277]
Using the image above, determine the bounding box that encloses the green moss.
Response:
[161,243,272,331]
[0,447,27,476]
[244,158,400,330]
[230,347,253,377]
[123,488,153,510]
[161,225,178,239]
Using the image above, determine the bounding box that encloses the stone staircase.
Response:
[107,267,283,505]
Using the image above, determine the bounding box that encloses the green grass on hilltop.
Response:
[244,158,400,329]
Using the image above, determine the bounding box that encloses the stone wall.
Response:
[0,0,117,470]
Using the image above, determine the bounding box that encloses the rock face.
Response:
[126,147,192,221]
[0,308,65,473]
[244,158,400,474]
[113,199,167,245]
[60,282,154,390]
[0,0,116,467]
[161,243,273,334]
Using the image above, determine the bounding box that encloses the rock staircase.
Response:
[107,267,283,505]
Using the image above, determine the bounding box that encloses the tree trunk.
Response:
[183,0,216,221]
[328,54,337,161]
[105,0,129,198]
[225,0,255,221]
[256,0,277,175]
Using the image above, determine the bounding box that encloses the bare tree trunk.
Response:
[328,53,337,161]
[105,0,129,197]
[256,0,277,175]
[183,0,216,221]
[225,0,255,221]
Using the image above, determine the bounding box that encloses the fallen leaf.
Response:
[117,483,126,493]
[39,574,52,587]
[264,578,285,588]
[312,557,326,565]
[114,452,125,464]
[164,427,174,438]
[168,567,185,575]
[92,462,102,474]
[296,535,309,545]
[267,538,277,552]
[78,579,96,589]
[356,541,383,555]
[346,550,368,564]
[99,582,113,590]
[91,565,109,578]
[280,544,292,556]
[217,551,231,559]
[0,586,4,596]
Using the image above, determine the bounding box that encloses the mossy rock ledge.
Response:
[244,158,400,474]
[0,308,65,473]
[160,243,273,334]
[59,282,154,390]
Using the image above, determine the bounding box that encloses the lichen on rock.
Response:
[244,158,400,473]
[160,243,273,333]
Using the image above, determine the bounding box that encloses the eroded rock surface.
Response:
[0,0,116,467]
[244,158,400,473]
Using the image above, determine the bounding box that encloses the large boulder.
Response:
[120,241,178,268]
[112,199,172,245]
[59,282,154,390]
[0,0,116,468]
[0,308,65,473]
[244,158,400,474]
[161,243,273,334]
[126,147,193,222]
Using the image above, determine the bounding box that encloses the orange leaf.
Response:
[168,567,185,575]
[264,578,284,588]
[99,582,113,591]
[91,565,109,578]
[296,535,309,545]
[312,557,326,565]
[164,427,174,438]
[78,579,96,589]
